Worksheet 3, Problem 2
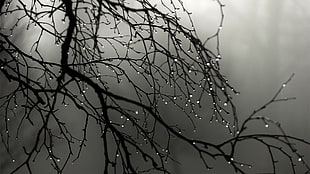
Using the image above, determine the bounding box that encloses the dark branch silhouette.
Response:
[0,0,309,173]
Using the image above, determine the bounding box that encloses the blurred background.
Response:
[1,0,310,173]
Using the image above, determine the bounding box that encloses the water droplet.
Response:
[192,141,196,145]
[265,124,269,128]
[282,83,286,87]
[56,159,60,162]
[12,159,15,163]
[298,157,302,162]
[196,100,200,104]
[121,125,124,128]
[223,102,228,106]
[0,66,3,69]
[135,111,139,115]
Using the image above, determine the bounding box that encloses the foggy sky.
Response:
[1,0,310,173]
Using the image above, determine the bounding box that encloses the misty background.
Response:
[1,0,309,173]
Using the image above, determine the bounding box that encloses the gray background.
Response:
[1,0,310,173]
